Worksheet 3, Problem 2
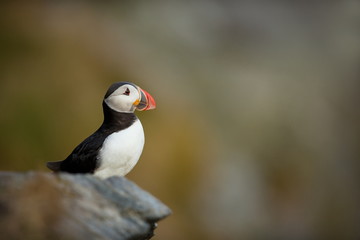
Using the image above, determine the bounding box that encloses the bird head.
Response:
[104,82,156,113]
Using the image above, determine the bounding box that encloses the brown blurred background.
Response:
[1,1,360,239]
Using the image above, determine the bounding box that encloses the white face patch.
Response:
[104,84,141,113]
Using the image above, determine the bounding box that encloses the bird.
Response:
[47,82,156,179]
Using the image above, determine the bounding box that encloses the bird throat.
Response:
[102,101,137,131]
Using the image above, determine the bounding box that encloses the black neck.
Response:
[102,101,137,130]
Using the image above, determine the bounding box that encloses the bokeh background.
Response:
[1,1,360,239]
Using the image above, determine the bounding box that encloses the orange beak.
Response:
[136,88,156,111]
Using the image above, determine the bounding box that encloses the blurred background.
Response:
[1,1,360,239]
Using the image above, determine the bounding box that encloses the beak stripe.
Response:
[136,88,156,111]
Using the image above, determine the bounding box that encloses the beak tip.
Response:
[147,95,156,110]
[138,88,156,111]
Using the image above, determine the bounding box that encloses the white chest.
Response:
[95,119,145,179]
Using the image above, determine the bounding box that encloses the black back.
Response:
[48,102,137,173]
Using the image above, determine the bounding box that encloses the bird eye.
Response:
[124,88,130,96]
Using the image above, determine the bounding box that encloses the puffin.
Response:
[47,82,156,179]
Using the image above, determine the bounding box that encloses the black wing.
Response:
[47,129,108,174]
[47,111,137,174]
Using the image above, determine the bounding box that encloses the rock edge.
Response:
[0,171,171,240]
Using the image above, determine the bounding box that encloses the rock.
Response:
[0,172,171,240]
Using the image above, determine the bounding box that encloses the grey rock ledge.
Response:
[0,171,171,240]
